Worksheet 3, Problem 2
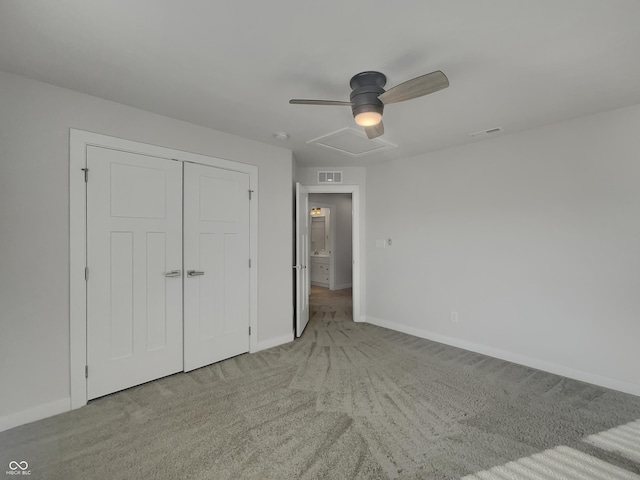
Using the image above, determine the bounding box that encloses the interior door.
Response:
[295,182,310,336]
[183,162,250,371]
[86,147,183,400]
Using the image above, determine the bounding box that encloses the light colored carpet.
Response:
[1,288,640,479]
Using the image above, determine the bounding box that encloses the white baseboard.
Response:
[333,283,352,290]
[253,333,295,352]
[365,316,640,397]
[0,397,70,433]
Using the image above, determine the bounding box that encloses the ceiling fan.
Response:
[289,70,449,139]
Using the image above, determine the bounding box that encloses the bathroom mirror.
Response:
[311,216,326,252]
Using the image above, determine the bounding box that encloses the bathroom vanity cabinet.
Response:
[310,255,330,287]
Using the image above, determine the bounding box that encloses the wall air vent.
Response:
[317,171,342,184]
[308,127,397,157]
[469,127,503,138]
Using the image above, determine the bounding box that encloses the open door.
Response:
[295,182,310,337]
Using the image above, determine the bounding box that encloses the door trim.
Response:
[70,129,258,409]
[307,201,336,289]
[304,185,360,322]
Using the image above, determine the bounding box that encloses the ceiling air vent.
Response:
[469,127,503,138]
[317,171,342,184]
[308,127,396,157]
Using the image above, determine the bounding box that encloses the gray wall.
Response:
[365,104,640,395]
[309,193,352,289]
[0,70,293,426]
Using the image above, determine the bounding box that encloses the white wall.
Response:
[366,104,640,395]
[0,70,293,429]
[309,194,353,289]
[296,167,366,319]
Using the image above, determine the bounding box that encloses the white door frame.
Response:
[308,201,336,289]
[304,185,360,321]
[70,129,258,409]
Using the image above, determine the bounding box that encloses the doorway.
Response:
[295,184,360,337]
[308,194,353,325]
[309,203,334,289]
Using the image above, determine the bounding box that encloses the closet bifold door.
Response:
[86,147,183,400]
[183,162,251,371]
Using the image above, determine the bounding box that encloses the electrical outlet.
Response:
[450,311,459,323]
[387,238,392,246]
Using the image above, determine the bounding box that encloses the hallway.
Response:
[309,286,353,323]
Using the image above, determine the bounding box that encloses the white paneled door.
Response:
[183,162,251,371]
[86,147,251,399]
[86,147,183,400]
[295,182,310,337]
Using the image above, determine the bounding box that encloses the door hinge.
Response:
[85,267,89,281]
[85,365,88,378]
[249,326,251,336]
[82,168,89,182]
[248,259,252,268]
[249,189,254,200]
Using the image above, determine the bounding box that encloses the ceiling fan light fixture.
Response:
[354,111,383,127]
[289,68,449,140]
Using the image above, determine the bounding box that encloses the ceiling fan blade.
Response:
[289,99,353,106]
[365,121,384,139]
[378,70,449,105]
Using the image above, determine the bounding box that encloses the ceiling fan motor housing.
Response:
[349,71,386,119]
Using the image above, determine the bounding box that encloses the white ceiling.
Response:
[1,0,639,167]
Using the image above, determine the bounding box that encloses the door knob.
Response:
[187,270,205,277]
[165,270,181,277]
